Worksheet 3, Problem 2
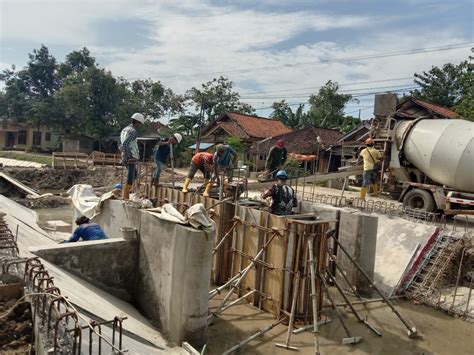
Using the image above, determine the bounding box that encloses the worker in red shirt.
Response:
[182,152,215,196]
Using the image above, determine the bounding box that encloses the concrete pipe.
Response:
[399,119,474,192]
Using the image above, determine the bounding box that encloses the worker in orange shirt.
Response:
[182,152,215,196]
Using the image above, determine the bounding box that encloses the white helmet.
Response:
[131,112,145,124]
[173,133,183,143]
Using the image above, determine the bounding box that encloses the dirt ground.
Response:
[4,166,190,192]
[0,300,33,352]
[207,290,474,354]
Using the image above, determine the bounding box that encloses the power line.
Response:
[131,42,472,80]
[240,84,419,100]
[239,77,413,96]
[243,86,417,111]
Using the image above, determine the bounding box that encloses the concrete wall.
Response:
[30,239,138,302]
[91,199,141,239]
[92,200,213,345]
[299,201,378,296]
[137,211,213,345]
[337,211,378,297]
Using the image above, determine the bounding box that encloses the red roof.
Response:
[250,126,343,155]
[411,99,459,119]
[202,112,292,141]
[397,98,459,119]
[224,112,292,139]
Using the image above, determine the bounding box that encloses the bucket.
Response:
[120,227,137,240]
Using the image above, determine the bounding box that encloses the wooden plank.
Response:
[247,169,363,190]
[0,172,40,197]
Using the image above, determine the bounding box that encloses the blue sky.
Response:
[0,0,472,120]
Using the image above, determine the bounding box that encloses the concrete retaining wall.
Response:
[92,200,213,345]
[92,200,141,239]
[337,211,378,297]
[137,211,212,345]
[30,239,138,302]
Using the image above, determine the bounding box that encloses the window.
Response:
[33,131,42,146]
[18,130,27,145]
[45,132,51,141]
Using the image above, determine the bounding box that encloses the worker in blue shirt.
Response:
[214,144,237,184]
[64,216,108,243]
[152,133,183,185]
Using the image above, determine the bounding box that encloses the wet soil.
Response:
[0,300,33,352]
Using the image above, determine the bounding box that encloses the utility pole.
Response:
[195,97,205,154]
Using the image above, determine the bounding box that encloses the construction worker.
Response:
[265,139,287,178]
[182,152,214,196]
[261,170,297,215]
[152,133,183,188]
[64,216,108,243]
[119,113,145,200]
[214,144,237,184]
[358,137,382,199]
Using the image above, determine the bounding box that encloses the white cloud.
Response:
[0,0,471,120]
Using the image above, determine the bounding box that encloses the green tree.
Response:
[306,80,360,132]
[187,76,254,122]
[57,66,126,136]
[58,47,96,78]
[270,100,307,128]
[0,45,60,132]
[168,114,200,137]
[129,79,183,120]
[411,55,473,117]
[225,136,245,155]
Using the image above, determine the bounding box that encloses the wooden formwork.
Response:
[154,187,329,323]
[52,152,89,169]
[230,206,329,321]
[155,187,235,284]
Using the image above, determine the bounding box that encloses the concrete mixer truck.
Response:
[372,95,474,215]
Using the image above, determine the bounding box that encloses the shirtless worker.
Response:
[182,152,215,197]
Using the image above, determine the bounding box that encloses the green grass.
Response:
[0,151,53,166]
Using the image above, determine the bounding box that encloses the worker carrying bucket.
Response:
[358,137,382,199]
[182,152,215,197]
[119,112,145,200]
[152,132,182,193]
[261,170,297,215]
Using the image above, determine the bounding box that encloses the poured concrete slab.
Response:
[30,239,138,302]
[374,214,438,295]
[0,195,183,353]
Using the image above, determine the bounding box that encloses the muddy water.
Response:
[207,294,474,354]
[35,206,73,224]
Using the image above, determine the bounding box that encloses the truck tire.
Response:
[403,188,436,212]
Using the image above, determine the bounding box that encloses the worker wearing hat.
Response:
[358,137,382,199]
[182,152,215,197]
[214,143,237,184]
[265,139,287,178]
[152,132,183,193]
[119,113,145,200]
[261,170,297,215]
